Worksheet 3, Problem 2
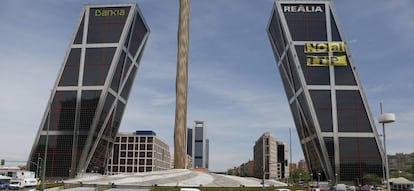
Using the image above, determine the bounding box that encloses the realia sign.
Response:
[282,4,324,13]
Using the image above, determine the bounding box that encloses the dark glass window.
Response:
[79,90,101,131]
[128,12,148,56]
[268,9,287,57]
[120,65,137,100]
[330,11,341,41]
[287,50,302,91]
[337,90,371,132]
[283,4,327,41]
[147,137,153,143]
[128,137,134,142]
[324,137,335,170]
[339,137,383,181]
[39,135,73,177]
[74,15,85,44]
[87,7,130,43]
[121,57,133,83]
[48,91,77,131]
[278,63,294,99]
[96,93,115,132]
[195,127,203,141]
[121,137,127,143]
[140,144,145,150]
[334,56,356,85]
[59,48,81,86]
[147,144,153,150]
[110,51,126,92]
[111,101,125,137]
[124,19,133,48]
[83,48,116,86]
[296,45,330,85]
[310,90,332,132]
[140,137,146,142]
[195,142,203,157]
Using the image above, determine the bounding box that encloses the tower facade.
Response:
[187,120,209,169]
[276,141,289,180]
[254,132,278,179]
[267,0,384,182]
[107,131,170,174]
[27,3,149,178]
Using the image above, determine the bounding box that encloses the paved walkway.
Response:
[64,169,287,188]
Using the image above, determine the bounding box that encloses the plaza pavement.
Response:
[63,169,287,188]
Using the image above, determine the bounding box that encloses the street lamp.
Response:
[378,102,395,191]
[317,172,321,187]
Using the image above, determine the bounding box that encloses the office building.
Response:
[107,131,170,174]
[187,120,209,169]
[276,141,289,179]
[254,132,278,179]
[267,0,384,182]
[27,3,149,178]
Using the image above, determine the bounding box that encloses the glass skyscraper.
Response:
[187,121,209,169]
[27,3,149,178]
[267,0,384,183]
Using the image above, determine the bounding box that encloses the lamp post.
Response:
[317,172,321,187]
[378,102,395,191]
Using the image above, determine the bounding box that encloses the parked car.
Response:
[8,180,24,190]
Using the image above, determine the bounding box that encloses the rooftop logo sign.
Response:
[95,9,126,17]
[304,42,347,66]
[283,4,324,13]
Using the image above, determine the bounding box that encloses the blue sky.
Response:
[0,0,413,172]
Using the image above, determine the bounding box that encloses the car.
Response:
[8,181,24,190]
[180,188,201,191]
[275,189,292,191]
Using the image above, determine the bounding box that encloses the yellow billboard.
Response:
[306,55,347,66]
[304,42,345,53]
[304,41,347,66]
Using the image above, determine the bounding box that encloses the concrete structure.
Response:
[276,141,289,179]
[267,0,384,182]
[64,169,288,187]
[106,131,170,174]
[27,3,149,178]
[254,132,278,179]
[187,121,209,169]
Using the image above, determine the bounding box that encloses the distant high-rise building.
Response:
[187,120,209,169]
[298,159,308,172]
[276,141,289,179]
[267,0,384,182]
[107,131,170,174]
[254,132,278,179]
[27,3,149,178]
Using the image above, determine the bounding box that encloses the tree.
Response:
[174,0,190,169]
[291,168,310,183]
[363,173,382,186]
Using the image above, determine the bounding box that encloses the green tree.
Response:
[363,173,382,185]
[291,168,310,183]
